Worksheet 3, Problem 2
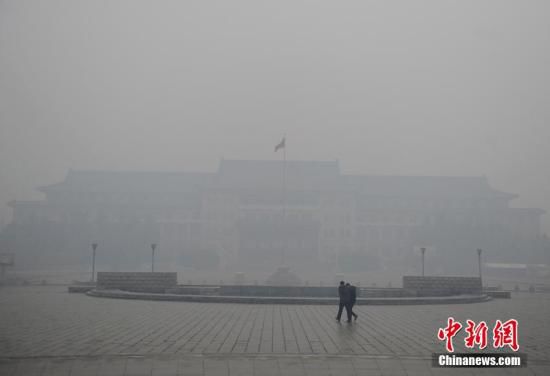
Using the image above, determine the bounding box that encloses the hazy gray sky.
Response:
[1,0,549,233]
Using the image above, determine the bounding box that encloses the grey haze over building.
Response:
[1,0,549,239]
[7,160,547,277]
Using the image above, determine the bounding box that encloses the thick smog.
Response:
[0,1,549,375]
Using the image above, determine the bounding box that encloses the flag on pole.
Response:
[274,137,285,152]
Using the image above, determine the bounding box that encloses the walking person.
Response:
[346,283,358,321]
[336,281,350,322]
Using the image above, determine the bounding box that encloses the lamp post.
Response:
[421,247,426,277]
[477,248,483,283]
[91,243,98,282]
[151,243,157,272]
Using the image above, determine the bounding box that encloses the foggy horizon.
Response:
[1,3,550,374]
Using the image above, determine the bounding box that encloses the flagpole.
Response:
[281,136,287,266]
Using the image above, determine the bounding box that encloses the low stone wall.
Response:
[219,285,338,297]
[485,290,511,299]
[218,286,414,298]
[68,285,95,293]
[166,286,220,295]
[170,285,416,298]
[90,275,483,297]
[96,272,177,293]
[88,289,491,305]
[403,276,482,296]
[359,288,415,298]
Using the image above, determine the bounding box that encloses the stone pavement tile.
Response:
[277,357,305,376]
[0,360,18,376]
[3,287,550,362]
[7,356,549,376]
[178,357,204,376]
[355,371,383,376]
[42,358,73,376]
[352,357,380,370]
[11,359,46,376]
[302,358,334,376]
[404,369,435,376]
[405,371,435,376]
[399,358,431,370]
[124,357,153,376]
[428,369,465,376]
[469,369,515,376]
[327,358,354,369]
[380,370,407,376]
[530,365,550,376]
[252,358,279,376]
[486,368,519,375]
[152,358,178,376]
[402,365,433,375]
[376,358,404,367]
[227,358,253,376]
[327,358,357,376]
[499,368,527,375]
[376,358,406,375]
[330,369,357,376]
[302,357,329,369]
[304,368,333,376]
[69,358,101,376]
[97,357,127,376]
[487,368,534,376]
[203,358,228,376]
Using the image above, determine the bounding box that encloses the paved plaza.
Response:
[0,286,549,375]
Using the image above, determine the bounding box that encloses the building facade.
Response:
[5,160,548,274]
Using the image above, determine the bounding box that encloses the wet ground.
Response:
[0,286,548,375]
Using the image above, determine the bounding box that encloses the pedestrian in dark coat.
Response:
[346,283,358,321]
[336,281,350,322]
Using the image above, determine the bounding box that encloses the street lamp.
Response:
[91,243,98,282]
[151,243,157,272]
[421,247,426,277]
[477,248,483,282]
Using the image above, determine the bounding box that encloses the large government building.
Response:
[5,160,548,275]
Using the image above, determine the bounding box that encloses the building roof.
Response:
[215,159,341,190]
[39,170,214,193]
[36,160,517,200]
[343,175,517,199]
